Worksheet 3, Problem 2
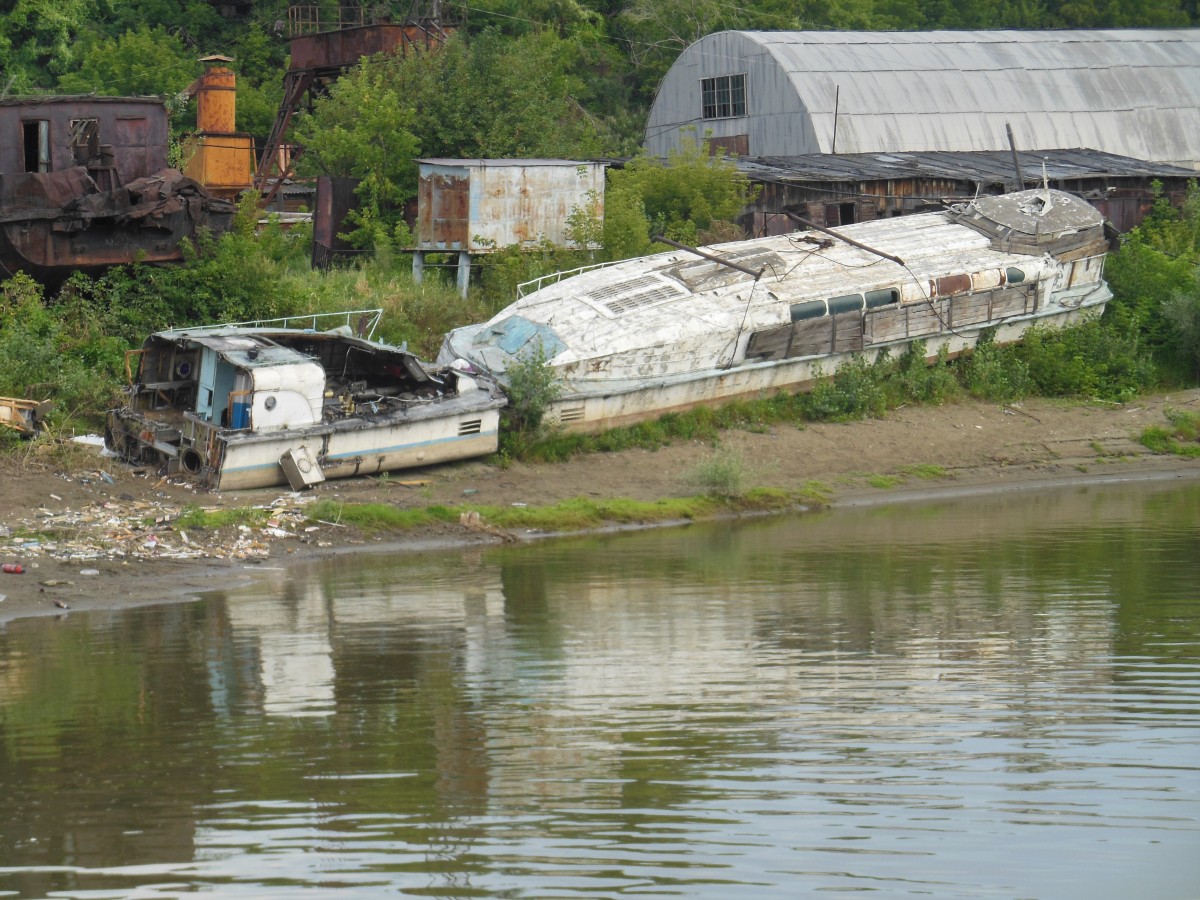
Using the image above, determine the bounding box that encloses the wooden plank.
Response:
[991,287,1031,318]
[950,293,992,327]
[746,323,792,361]
[866,307,907,345]
[832,311,864,352]
[787,318,834,357]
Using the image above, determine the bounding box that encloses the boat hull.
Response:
[209,413,501,491]
[539,300,1105,433]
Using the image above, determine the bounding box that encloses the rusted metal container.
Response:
[288,23,441,71]
[183,58,254,198]
[196,56,237,133]
[0,96,168,182]
[0,95,235,285]
[416,159,605,252]
[312,175,362,268]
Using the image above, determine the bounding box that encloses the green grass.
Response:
[899,463,950,480]
[305,487,829,537]
[1139,408,1200,458]
[866,473,905,489]
[307,500,460,530]
[173,504,273,529]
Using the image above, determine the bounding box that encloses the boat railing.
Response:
[517,261,624,299]
[177,309,385,339]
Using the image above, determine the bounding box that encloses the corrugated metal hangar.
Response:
[643,30,1200,170]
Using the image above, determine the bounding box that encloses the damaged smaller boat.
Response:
[106,311,506,490]
[439,188,1113,432]
[0,397,52,436]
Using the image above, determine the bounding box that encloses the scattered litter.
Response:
[53,600,70,610]
[511,502,527,507]
[79,569,99,576]
[462,488,478,496]
[49,493,62,501]
[2,490,324,566]
[72,434,106,447]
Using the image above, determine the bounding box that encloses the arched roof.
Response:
[643,30,1200,169]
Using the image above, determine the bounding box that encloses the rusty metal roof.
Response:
[644,30,1200,169]
[736,148,1197,186]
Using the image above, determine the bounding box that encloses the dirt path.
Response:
[2,390,1198,622]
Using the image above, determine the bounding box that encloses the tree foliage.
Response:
[604,134,756,249]
[57,25,200,98]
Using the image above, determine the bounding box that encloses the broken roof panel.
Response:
[735,148,1197,187]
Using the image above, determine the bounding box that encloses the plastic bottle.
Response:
[2,564,24,574]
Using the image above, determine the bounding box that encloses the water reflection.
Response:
[0,479,1198,898]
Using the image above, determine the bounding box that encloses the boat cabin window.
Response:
[1006,267,1026,284]
[865,288,899,309]
[22,120,50,173]
[790,300,827,322]
[828,293,864,315]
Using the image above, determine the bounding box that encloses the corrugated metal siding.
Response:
[644,30,1200,169]
[416,160,605,252]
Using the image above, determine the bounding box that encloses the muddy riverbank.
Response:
[2,390,1198,622]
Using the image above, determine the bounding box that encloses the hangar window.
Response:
[701,74,746,119]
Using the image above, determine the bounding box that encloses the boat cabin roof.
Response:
[150,331,312,370]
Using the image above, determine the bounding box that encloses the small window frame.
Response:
[701,74,747,120]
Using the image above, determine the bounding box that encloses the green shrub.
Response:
[1017,319,1155,402]
[802,356,888,422]
[888,341,961,405]
[959,332,1033,402]
[498,343,563,458]
[686,447,747,498]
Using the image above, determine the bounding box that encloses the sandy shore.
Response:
[2,390,1198,623]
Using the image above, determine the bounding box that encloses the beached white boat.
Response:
[439,189,1112,432]
[107,311,505,490]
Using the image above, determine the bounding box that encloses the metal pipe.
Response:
[782,212,905,267]
[652,235,765,279]
[1006,123,1025,192]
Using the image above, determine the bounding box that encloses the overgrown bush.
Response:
[1017,319,1155,401]
[0,274,124,429]
[959,332,1033,402]
[802,356,889,421]
[887,341,961,405]
[498,343,562,458]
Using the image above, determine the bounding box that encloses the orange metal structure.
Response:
[183,56,255,199]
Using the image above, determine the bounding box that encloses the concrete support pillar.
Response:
[412,250,425,284]
[457,251,471,299]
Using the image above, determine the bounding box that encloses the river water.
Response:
[0,478,1197,899]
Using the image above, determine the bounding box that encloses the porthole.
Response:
[264,395,277,411]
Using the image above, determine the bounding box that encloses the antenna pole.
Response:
[783,212,905,267]
[652,235,765,279]
[1006,123,1025,192]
